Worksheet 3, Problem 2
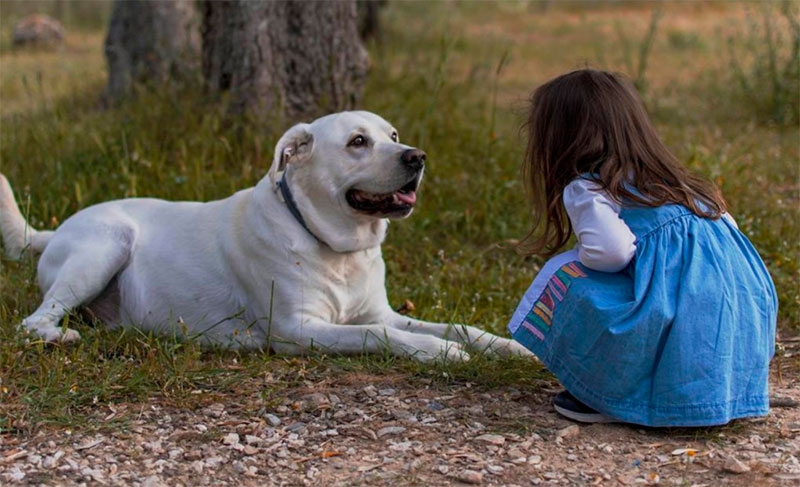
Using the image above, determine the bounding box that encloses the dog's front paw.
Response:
[500,338,537,358]
[438,342,470,363]
[481,336,537,359]
[55,328,81,343]
[408,338,470,363]
[20,319,81,344]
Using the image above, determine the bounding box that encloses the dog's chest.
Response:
[311,248,384,322]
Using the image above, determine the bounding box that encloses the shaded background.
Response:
[1,0,797,330]
[1,1,797,329]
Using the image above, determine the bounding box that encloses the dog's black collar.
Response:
[277,174,324,244]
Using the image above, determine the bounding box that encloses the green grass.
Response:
[1,1,798,433]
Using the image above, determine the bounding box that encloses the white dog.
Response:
[0,111,529,362]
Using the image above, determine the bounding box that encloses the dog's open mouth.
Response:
[346,175,421,217]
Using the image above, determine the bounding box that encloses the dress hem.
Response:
[514,329,771,427]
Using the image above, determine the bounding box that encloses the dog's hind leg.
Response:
[21,227,133,343]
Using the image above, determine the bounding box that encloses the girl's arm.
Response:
[563,179,636,273]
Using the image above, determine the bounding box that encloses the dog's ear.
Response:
[270,123,314,181]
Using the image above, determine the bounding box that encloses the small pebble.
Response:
[222,433,240,446]
[285,421,306,433]
[556,425,580,439]
[428,400,446,411]
[722,456,751,474]
[377,426,406,438]
[264,413,281,426]
[487,464,504,475]
[475,433,506,445]
[451,469,484,484]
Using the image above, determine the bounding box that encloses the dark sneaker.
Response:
[553,391,615,423]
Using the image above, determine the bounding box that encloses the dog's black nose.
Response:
[401,149,426,170]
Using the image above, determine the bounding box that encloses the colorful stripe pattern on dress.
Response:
[521,262,587,341]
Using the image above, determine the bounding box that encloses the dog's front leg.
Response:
[383,311,533,358]
[268,317,471,363]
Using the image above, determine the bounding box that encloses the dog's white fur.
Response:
[0,111,529,362]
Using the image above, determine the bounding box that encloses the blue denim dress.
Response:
[508,202,777,427]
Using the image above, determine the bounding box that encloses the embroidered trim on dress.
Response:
[520,262,586,341]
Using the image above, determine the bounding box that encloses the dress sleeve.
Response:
[721,212,739,229]
[563,179,637,273]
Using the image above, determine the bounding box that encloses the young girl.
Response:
[508,69,777,427]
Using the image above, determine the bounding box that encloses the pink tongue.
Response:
[395,191,417,205]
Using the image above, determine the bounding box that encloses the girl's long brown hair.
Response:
[519,69,727,257]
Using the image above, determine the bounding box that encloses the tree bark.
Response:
[104,0,200,102]
[201,0,369,121]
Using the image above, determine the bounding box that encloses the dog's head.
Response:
[269,111,425,221]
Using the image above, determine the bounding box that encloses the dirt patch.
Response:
[2,366,798,486]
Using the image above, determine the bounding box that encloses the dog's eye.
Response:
[391,132,398,142]
[348,135,367,147]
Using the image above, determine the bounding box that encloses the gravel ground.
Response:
[2,362,798,487]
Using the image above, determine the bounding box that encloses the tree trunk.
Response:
[357,0,387,41]
[104,0,200,103]
[201,0,369,121]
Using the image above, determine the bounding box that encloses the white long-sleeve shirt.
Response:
[563,178,637,273]
[563,178,738,273]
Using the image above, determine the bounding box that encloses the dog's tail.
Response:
[0,173,53,260]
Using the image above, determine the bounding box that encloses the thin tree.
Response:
[201,0,369,121]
